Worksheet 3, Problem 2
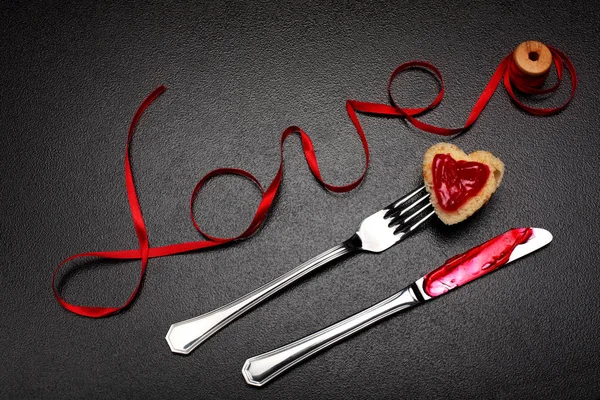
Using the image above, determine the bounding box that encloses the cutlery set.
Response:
[242,227,551,386]
[46,39,571,388]
[40,38,573,394]
[165,184,552,386]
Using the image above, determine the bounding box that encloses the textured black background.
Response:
[2,1,599,399]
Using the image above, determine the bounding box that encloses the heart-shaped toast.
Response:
[423,143,504,225]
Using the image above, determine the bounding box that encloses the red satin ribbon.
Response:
[53,45,577,317]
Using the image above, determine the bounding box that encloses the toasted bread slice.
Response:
[423,143,504,225]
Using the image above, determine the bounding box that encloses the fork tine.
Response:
[384,185,426,218]
[394,208,435,236]
[358,184,436,253]
[383,184,436,237]
[391,201,433,226]
[387,192,431,220]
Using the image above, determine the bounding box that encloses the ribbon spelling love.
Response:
[53,44,577,317]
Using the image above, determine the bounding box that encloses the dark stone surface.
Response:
[1,1,599,399]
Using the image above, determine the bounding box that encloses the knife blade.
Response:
[242,227,552,386]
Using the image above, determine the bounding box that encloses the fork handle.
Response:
[166,239,357,354]
[242,286,420,386]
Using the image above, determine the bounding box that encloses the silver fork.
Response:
[166,185,435,354]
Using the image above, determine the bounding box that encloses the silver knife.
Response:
[242,227,552,386]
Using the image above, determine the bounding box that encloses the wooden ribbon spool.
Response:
[513,40,553,78]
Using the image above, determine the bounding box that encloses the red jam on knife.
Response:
[432,153,490,211]
[423,228,533,297]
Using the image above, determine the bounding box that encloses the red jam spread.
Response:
[432,153,490,212]
[423,228,533,297]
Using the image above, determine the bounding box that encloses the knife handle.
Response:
[242,286,420,386]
